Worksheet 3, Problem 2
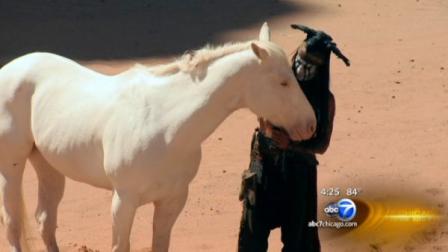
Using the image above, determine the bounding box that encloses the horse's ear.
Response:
[259,22,271,42]
[251,42,269,60]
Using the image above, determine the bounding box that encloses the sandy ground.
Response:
[1,0,448,251]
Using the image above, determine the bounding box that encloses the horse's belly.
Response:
[137,150,202,203]
[36,145,112,190]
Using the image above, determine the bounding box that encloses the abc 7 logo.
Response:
[324,198,357,221]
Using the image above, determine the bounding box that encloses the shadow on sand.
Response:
[0,0,316,63]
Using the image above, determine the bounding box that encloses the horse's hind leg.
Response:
[28,150,64,252]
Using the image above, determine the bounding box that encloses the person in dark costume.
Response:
[238,24,350,252]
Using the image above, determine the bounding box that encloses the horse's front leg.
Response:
[111,190,139,252]
[152,188,188,252]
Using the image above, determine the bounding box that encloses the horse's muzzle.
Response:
[289,120,316,141]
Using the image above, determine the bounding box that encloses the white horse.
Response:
[0,23,316,252]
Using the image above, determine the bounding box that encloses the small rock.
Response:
[392,95,396,99]
[433,245,444,251]
[370,243,381,251]
[218,137,223,141]
[441,67,445,70]
[222,170,227,174]
[410,59,415,63]
[338,3,342,7]
[395,81,401,84]
[425,188,444,196]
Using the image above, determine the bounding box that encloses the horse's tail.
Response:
[0,183,32,252]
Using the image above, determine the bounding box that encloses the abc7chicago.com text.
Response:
[308,220,358,229]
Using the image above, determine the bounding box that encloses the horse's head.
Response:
[243,22,316,141]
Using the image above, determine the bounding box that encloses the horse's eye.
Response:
[281,82,288,87]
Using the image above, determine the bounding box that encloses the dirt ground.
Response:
[0,0,447,251]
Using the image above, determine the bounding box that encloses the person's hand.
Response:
[258,118,291,149]
[271,127,290,149]
[258,118,274,136]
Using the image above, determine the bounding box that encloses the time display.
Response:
[320,187,361,197]
[320,187,340,196]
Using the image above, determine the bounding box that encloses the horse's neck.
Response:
[164,50,256,150]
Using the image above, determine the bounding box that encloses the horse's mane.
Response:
[146,41,252,76]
